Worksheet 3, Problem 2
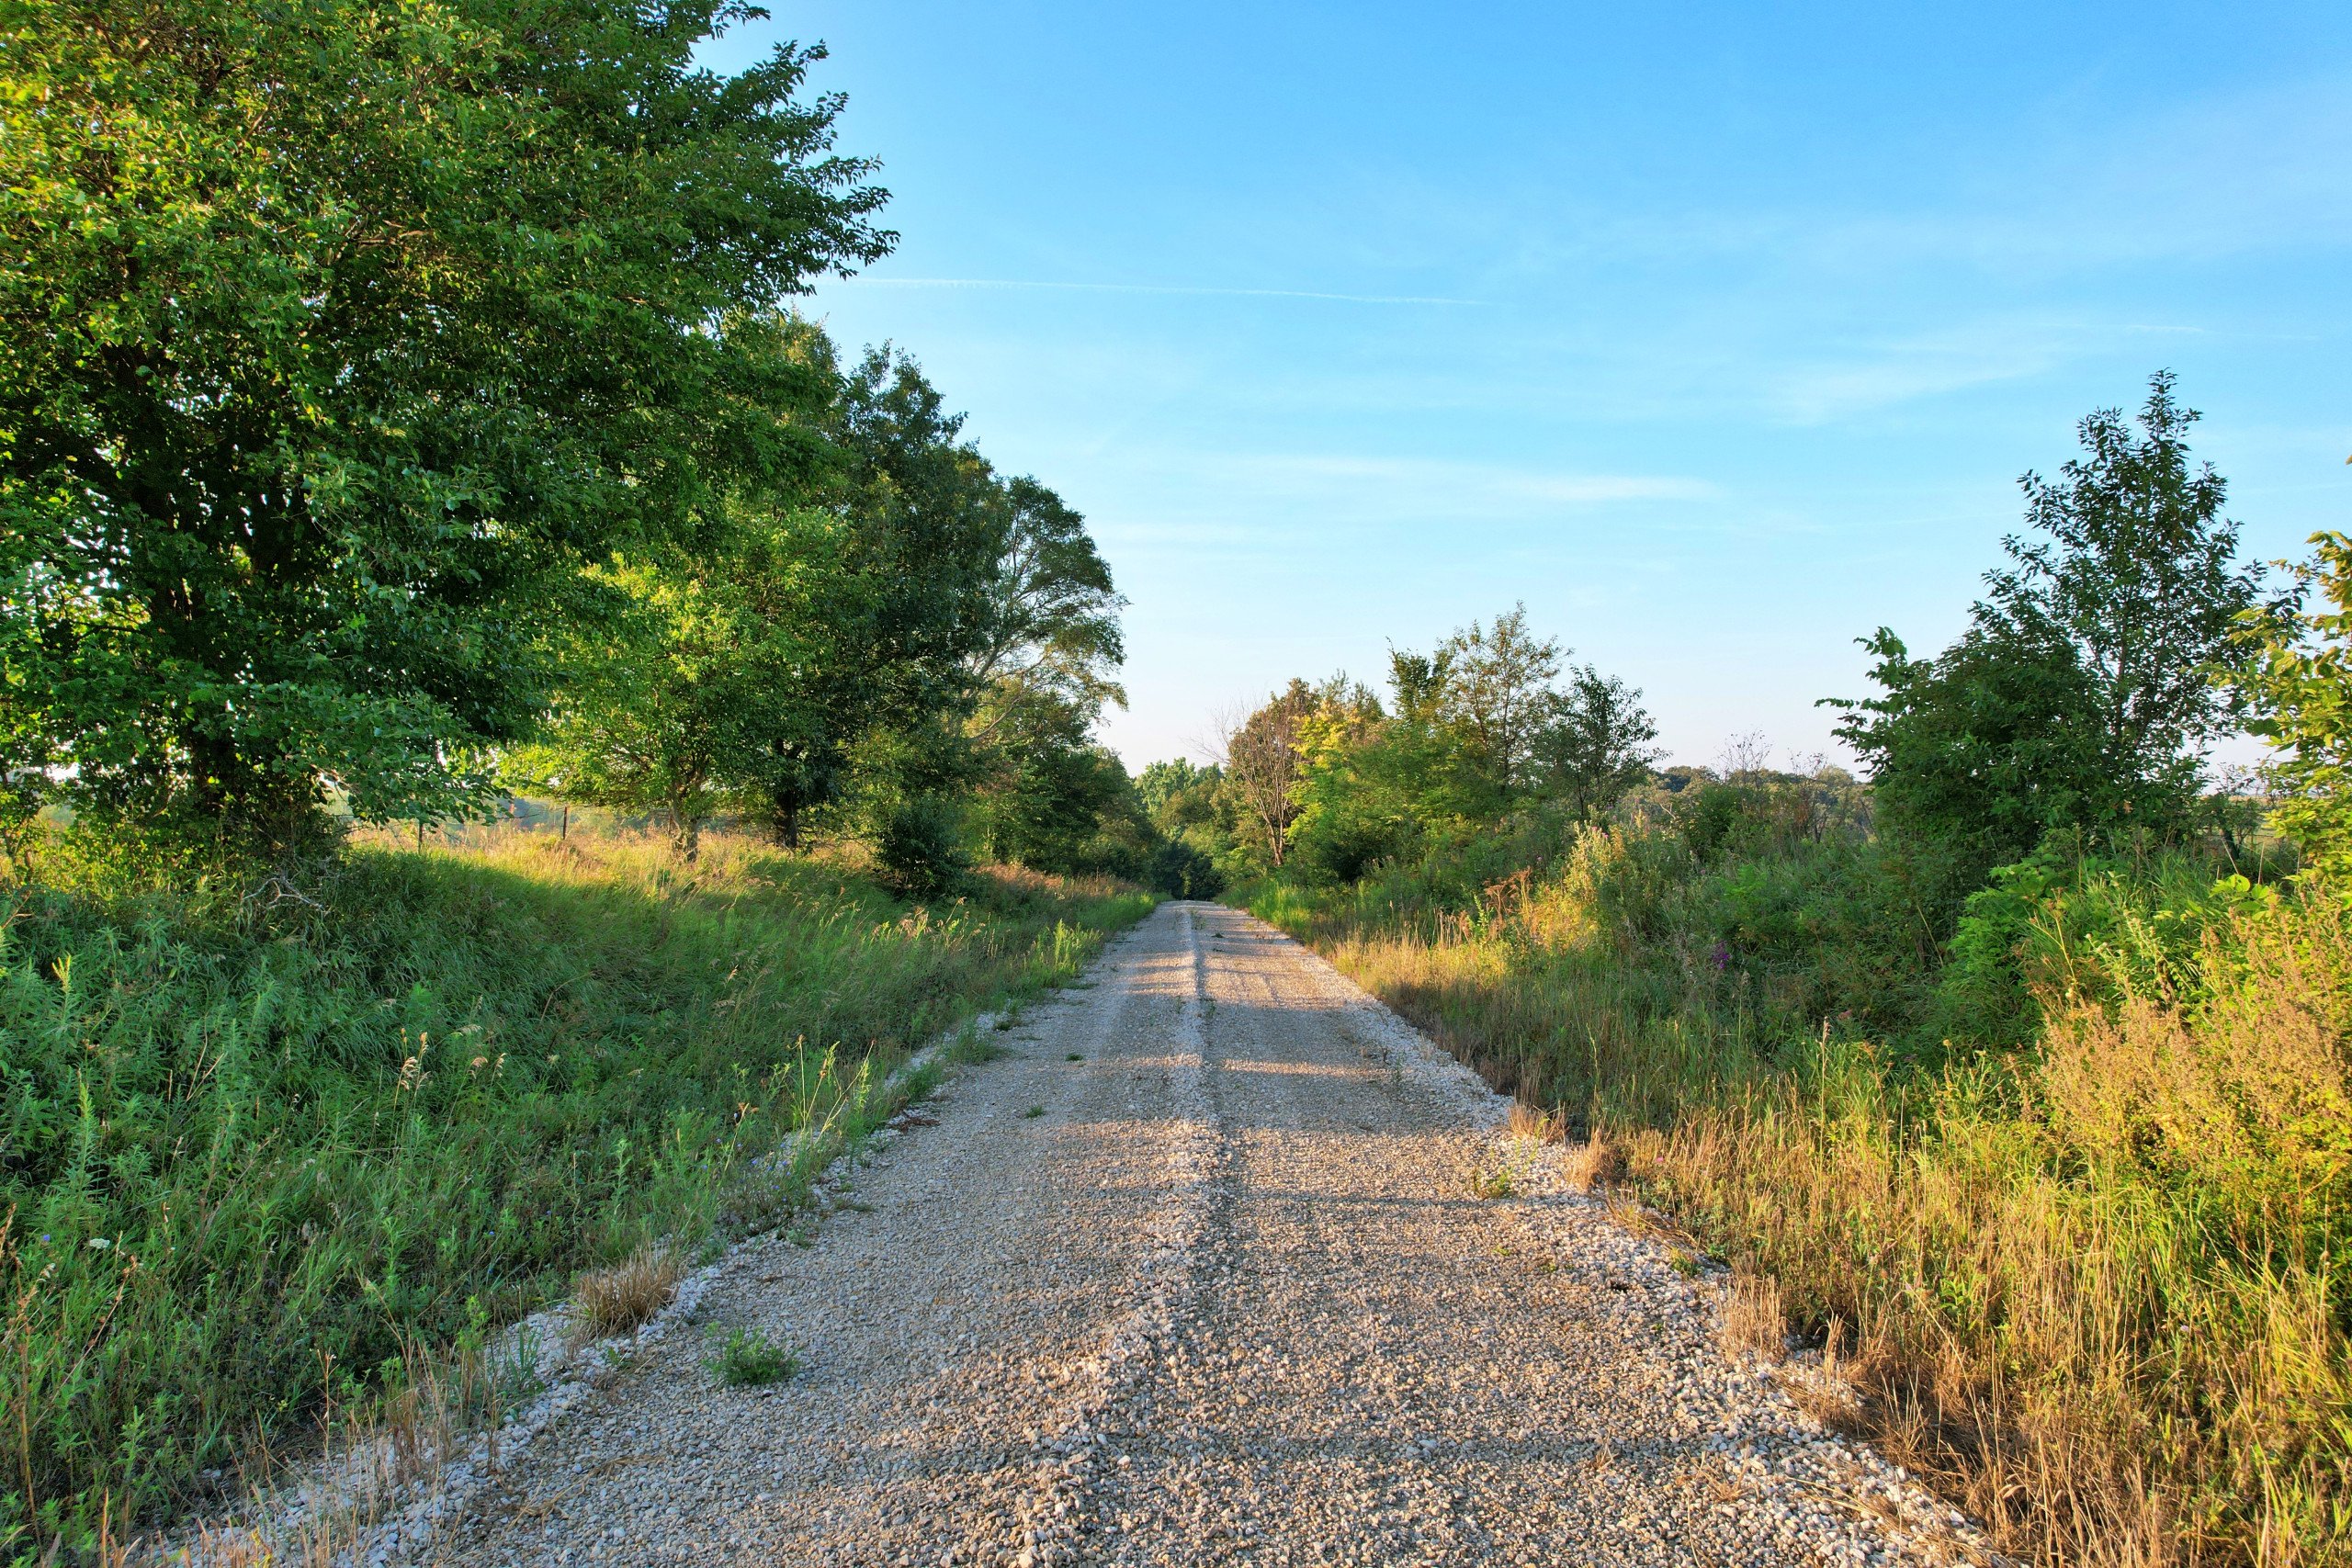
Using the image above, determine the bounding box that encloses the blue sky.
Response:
[702,3,2351,771]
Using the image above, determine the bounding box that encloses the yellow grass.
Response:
[1277,870,2352,1566]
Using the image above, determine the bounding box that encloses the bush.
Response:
[873,795,971,898]
[1146,839,1225,899]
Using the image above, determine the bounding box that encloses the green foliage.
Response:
[707,1325,799,1389]
[1993,372,2262,775]
[1133,760,1223,833]
[967,694,1148,879]
[1145,839,1225,899]
[2239,531,2352,878]
[1,0,1147,885]
[1832,375,2264,881]
[0,1,889,856]
[511,502,862,862]
[965,475,1127,728]
[0,827,1147,1539]
[1192,607,1659,883]
[1535,666,1663,823]
[1831,622,2104,873]
[1222,679,1321,868]
[507,325,1139,879]
[871,795,972,898]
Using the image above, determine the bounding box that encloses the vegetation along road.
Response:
[426,903,1978,1567]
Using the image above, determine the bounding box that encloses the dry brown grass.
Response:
[1507,1100,1566,1144]
[570,1246,687,1346]
[1564,1136,1620,1192]
[1721,1265,1787,1361]
[181,1337,510,1567]
[1294,878,2352,1567]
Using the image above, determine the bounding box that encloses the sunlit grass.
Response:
[0,821,1150,1546]
[1262,825,2352,1567]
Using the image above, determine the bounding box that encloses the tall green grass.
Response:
[1257,802,2351,1567]
[0,827,1150,1550]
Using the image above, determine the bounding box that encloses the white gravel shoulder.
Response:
[356,902,1994,1567]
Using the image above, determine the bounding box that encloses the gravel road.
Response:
[426,902,1980,1566]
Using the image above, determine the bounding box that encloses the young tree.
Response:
[1222,681,1318,869]
[1832,375,2262,867]
[0,1,889,859]
[1434,604,1563,803]
[1984,372,2264,784]
[2237,532,2352,877]
[1533,666,1662,823]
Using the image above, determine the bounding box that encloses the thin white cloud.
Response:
[1769,316,2213,423]
[1214,453,1719,505]
[831,276,1483,307]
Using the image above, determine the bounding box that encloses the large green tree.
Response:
[511,498,865,862]
[1833,375,2262,871]
[0,0,889,858]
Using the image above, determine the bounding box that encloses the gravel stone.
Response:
[412,903,1990,1566]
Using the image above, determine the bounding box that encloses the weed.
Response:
[1565,1139,1620,1192]
[1022,1105,1046,1119]
[1466,1162,1516,1200]
[707,1325,798,1388]
[1066,1052,1085,1062]
[571,1246,687,1346]
[949,1034,1014,1065]
[1720,1268,1785,1359]
[1507,1100,1566,1144]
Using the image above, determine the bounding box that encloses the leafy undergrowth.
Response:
[1251,818,2352,1568]
[0,827,1150,1550]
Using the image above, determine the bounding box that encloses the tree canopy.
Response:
[1831,374,2263,874]
[2,0,888,855]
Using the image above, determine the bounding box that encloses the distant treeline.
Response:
[1157,372,2352,919]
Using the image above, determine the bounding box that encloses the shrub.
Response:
[873,795,971,898]
[707,1325,799,1388]
[1146,839,1225,899]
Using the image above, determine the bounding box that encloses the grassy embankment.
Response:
[0,825,1151,1550]
[1251,790,2349,1568]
